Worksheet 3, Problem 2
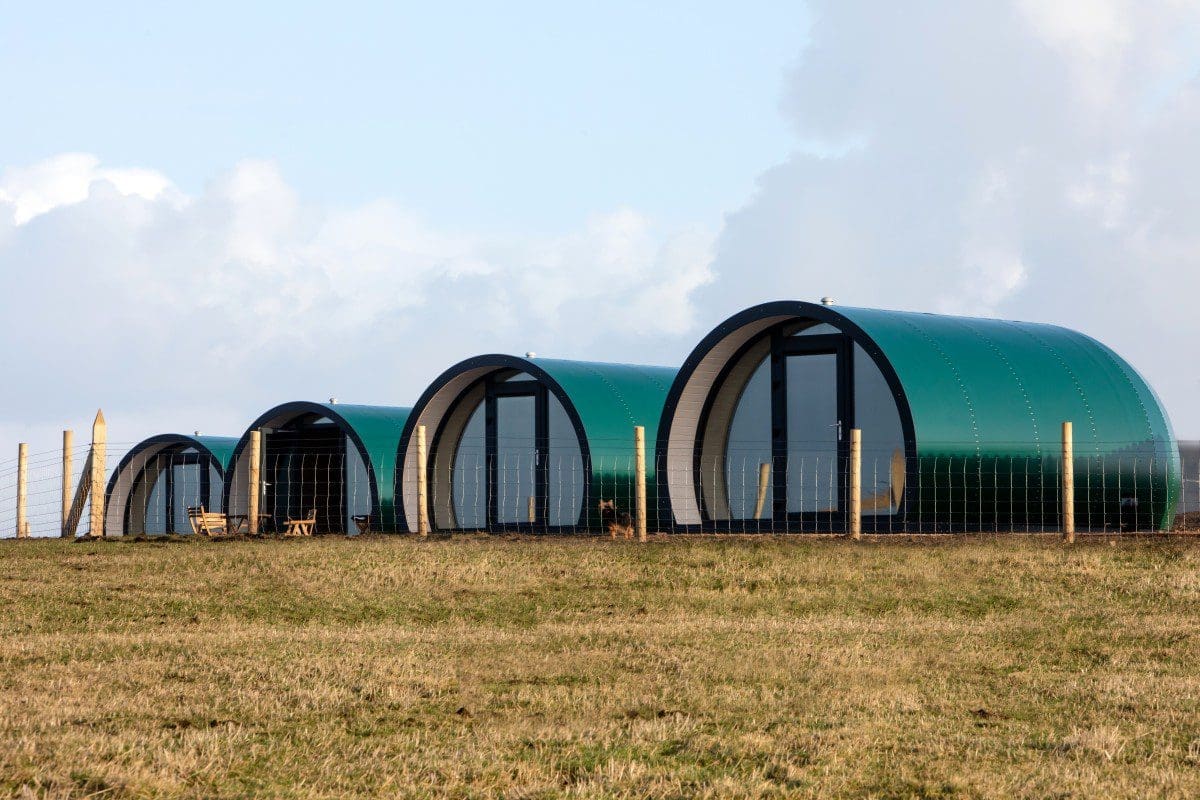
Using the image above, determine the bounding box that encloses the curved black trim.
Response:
[395,354,593,531]
[655,301,919,532]
[104,434,228,536]
[221,401,382,522]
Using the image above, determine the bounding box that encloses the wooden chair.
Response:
[284,509,317,537]
[188,506,229,537]
[351,515,371,535]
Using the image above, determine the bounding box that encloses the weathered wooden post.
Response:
[61,430,73,537]
[416,424,429,537]
[248,429,262,534]
[849,428,862,541]
[16,443,28,539]
[88,410,106,538]
[1062,421,1075,543]
[634,425,647,542]
[753,462,771,520]
[527,495,536,524]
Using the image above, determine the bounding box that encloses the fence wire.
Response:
[0,435,1192,538]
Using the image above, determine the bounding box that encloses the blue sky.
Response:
[5,0,1200,451]
[0,1,809,233]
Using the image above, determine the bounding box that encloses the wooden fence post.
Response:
[1062,421,1075,543]
[528,495,536,524]
[849,428,862,541]
[88,410,106,538]
[753,463,771,520]
[16,443,28,539]
[634,426,647,542]
[416,424,429,537]
[248,429,261,535]
[61,430,73,537]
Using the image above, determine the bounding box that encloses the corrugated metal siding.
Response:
[533,359,678,529]
[839,307,1179,529]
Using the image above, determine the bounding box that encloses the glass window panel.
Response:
[791,322,839,336]
[786,353,839,513]
[145,470,167,534]
[172,462,201,532]
[346,436,370,532]
[208,464,223,510]
[452,401,486,529]
[547,394,583,525]
[854,344,905,515]
[725,355,773,520]
[496,395,536,524]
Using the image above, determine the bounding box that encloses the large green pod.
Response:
[104,433,239,536]
[396,355,676,532]
[658,301,1179,532]
[224,401,411,533]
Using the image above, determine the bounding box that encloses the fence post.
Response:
[416,424,429,537]
[849,428,862,540]
[1062,421,1074,543]
[527,495,536,524]
[61,430,73,537]
[16,443,28,538]
[88,410,106,538]
[248,429,261,535]
[634,426,647,542]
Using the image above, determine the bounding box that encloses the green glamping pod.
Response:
[658,301,1179,533]
[224,402,411,534]
[396,355,676,532]
[104,434,238,536]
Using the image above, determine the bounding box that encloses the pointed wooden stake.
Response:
[416,425,430,536]
[88,410,106,538]
[248,430,262,534]
[61,430,74,537]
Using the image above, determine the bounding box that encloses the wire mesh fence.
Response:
[0,432,1191,538]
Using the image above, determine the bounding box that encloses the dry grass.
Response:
[1,534,1198,799]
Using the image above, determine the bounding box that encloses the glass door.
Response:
[487,376,550,529]
[784,353,840,514]
[770,331,851,529]
[493,394,537,525]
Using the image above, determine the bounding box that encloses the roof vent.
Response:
[194,430,201,436]
[820,296,835,306]
[329,397,338,404]
[525,351,536,359]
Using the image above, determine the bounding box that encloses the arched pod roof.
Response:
[659,301,1179,529]
[397,355,677,531]
[104,434,238,536]
[224,401,411,531]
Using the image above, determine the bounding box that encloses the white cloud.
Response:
[701,0,1200,434]
[0,153,178,225]
[0,154,714,448]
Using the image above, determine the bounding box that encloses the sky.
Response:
[3,0,1200,458]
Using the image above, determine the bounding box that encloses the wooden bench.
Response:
[284,509,317,537]
[188,506,230,537]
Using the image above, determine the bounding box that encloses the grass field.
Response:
[1,534,1198,799]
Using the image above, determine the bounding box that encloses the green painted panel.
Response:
[311,403,411,532]
[533,359,677,529]
[193,436,239,470]
[838,308,1178,530]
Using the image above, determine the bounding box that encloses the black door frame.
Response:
[771,331,854,526]
[487,377,550,529]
